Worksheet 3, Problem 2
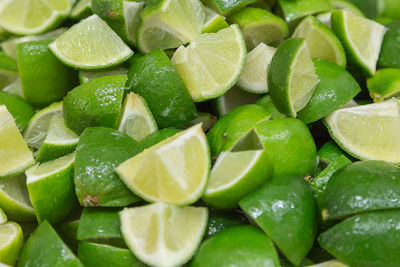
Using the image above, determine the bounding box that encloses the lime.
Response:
[276,0,332,25]
[75,127,141,207]
[0,175,35,223]
[0,106,35,179]
[367,68,400,101]
[316,12,332,27]
[0,222,23,266]
[71,0,93,20]
[292,16,347,67]
[214,86,261,117]
[77,242,146,267]
[92,0,145,46]
[343,0,384,18]
[120,203,208,267]
[205,209,247,238]
[0,28,66,59]
[297,59,361,124]
[240,175,317,265]
[0,0,72,35]
[118,92,158,141]
[322,160,400,220]
[18,40,78,108]
[79,66,128,84]
[331,0,365,16]
[18,220,84,267]
[139,128,182,151]
[207,104,271,156]
[202,6,229,33]
[202,0,257,16]
[0,52,18,91]
[117,124,210,205]
[381,0,400,19]
[57,220,80,250]
[255,118,317,177]
[255,95,286,119]
[324,99,400,163]
[0,209,6,224]
[126,50,198,128]
[268,38,319,117]
[203,130,273,209]
[237,43,276,94]
[35,114,79,163]
[319,210,400,267]
[0,91,35,132]
[2,79,24,99]
[63,75,126,135]
[378,21,400,68]
[318,140,349,165]
[228,7,288,49]
[49,15,133,69]
[183,112,217,132]
[23,101,63,150]
[137,0,206,53]
[331,10,387,77]
[191,225,280,267]
[172,25,246,102]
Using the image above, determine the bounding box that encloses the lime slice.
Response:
[92,0,145,46]
[120,202,208,267]
[36,115,79,163]
[172,25,246,102]
[0,52,18,90]
[79,66,128,84]
[325,99,400,163]
[0,106,35,178]
[23,101,63,149]
[203,130,273,209]
[71,0,92,20]
[0,0,72,35]
[0,91,35,132]
[118,92,158,142]
[268,38,319,117]
[137,0,206,53]
[0,28,66,59]
[237,43,276,93]
[202,0,257,16]
[367,68,400,101]
[26,153,76,224]
[0,174,35,222]
[331,10,387,76]
[292,16,347,67]
[202,6,228,33]
[2,79,24,99]
[0,222,23,266]
[228,7,289,50]
[117,124,210,205]
[0,209,6,224]
[49,15,133,69]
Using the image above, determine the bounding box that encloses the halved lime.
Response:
[268,38,319,117]
[325,99,400,163]
[0,0,73,35]
[331,10,387,76]
[118,92,158,142]
[79,66,128,84]
[120,202,208,267]
[172,25,246,102]
[116,124,210,205]
[292,16,347,67]
[367,68,400,102]
[202,6,228,33]
[0,106,35,179]
[0,222,23,266]
[237,42,276,93]
[49,15,133,69]
[137,0,206,53]
[23,101,63,149]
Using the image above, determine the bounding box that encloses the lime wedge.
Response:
[0,106,35,178]
[325,99,400,163]
[0,222,23,266]
[202,6,228,33]
[0,174,35,222]
[0,0,72,35]
[118,92,158,141]
[292,16,347,67]
[71,0,92,20]
[138,0,206,53]
[237,42,276,93]
[0,52,18,90]
[49,15,133,69]
[172,25,246,102]
[36,114,79,163]
[79,66,128,84]
[0,208,6,224]
[331,10,387,76]
[116,124,210,205]
[367,68,400,102]
[23,101,63,149]
[268,38,319,117]
[214,86,261,117]
[120,202,208,267]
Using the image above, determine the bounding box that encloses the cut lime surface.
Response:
[0,222,23,266]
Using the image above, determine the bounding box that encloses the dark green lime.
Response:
[378,20,400,68]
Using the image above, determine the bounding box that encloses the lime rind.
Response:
[202,6,228,33]
[71,0,92,19]
[79,66,128,84]
[0,222,23,266]
[367,68,400,102]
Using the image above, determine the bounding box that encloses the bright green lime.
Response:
[367,68,400,101]
[277,0,332,25]
[0,91,35,132]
